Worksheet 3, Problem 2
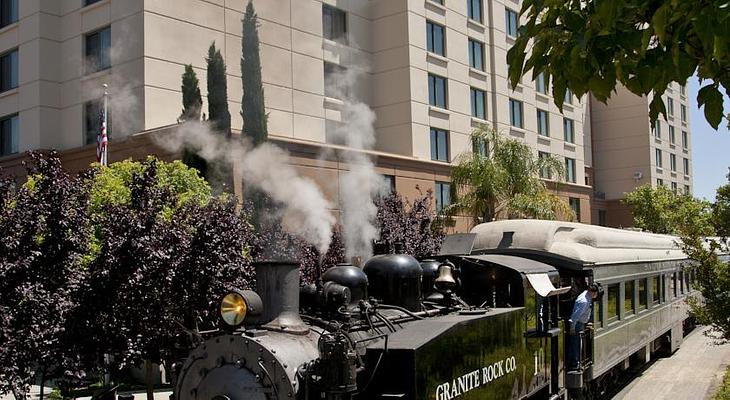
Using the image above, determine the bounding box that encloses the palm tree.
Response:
[447,125,575,223]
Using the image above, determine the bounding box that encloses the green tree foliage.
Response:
[89,157,210,220]
[507,0,730,129]
[207,43,231,137]
[625,181,729,340]
[713,169,730,237]
[179,64,208,175]
[623,184,715,235]
[241,1,268,146]
[449,126,575,223]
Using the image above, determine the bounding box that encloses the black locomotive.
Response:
[173,220,708,400]
[174,232,567,400]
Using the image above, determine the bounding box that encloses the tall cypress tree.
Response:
[241,0,267,146]
[180,64,203,122]
[205,43,232,192]
[207,43,231,137]
[180,64,207,175]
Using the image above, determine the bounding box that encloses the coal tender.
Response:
[174,244,569,399]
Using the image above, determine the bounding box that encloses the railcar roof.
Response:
[470,220,687,265]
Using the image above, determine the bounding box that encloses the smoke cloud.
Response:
[158,122,335,253]
[326,66,383,260]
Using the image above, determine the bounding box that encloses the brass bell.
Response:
[434,262,458,292]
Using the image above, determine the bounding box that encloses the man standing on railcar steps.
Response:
[568,284,599,370]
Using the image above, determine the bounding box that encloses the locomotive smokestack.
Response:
[255,261,309,335]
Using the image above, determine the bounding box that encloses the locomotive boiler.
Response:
[173,234,571,400]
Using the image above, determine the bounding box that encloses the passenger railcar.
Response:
[173,220,716,400]
[470,220,714,398]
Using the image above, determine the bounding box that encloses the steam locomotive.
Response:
[173,220,712,400]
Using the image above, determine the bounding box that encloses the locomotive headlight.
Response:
[220,289,263,328]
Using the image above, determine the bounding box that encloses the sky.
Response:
[688,77,730,201]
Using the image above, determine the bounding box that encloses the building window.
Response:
[430,128,449,162]
[467,0,482,23]
[0,0,17,28]
[652,276,661,305]
[0,48,17,93]
[85,99,112,145]
[624,280,635,316]
[0,113,18,156]
[324,62,347,99]
[473,136,487,157]
[535,72,547,94]
[538,151,551,179]
[679,271,685,294]
[470,87,486,120]
[381,174,396,195]
[426,21,445,56]
[598,209,607,226]
[669,126,675,144]
[654,119,661,138]
[680,84,686,96]
[683,158,689,175]
[684,185,690,194]
[323,5,347,42]
[680,104,687,123]
[564,88,573,105]
[657,178,663,186]
[536,109,549,136]
[563,117,575,143]
[468,39,484,71]
[569,197,581,221]
[655,148,663,168]
[607,283,619,322]
[85,26,111,74]
[428,74,447,109]
[682,131,688,148]
[638,278,648,310]
[667,97,674,116]
[670,153,677,172]
[505,8,518,37]
[509,98,523,128]
[671,181,678,193]
[435,181,451,212]
[565,157,576,183]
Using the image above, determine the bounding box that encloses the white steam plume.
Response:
[157,122,335,253]
[326,66,384,260]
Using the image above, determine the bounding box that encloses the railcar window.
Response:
[652,276,660,305]
[624,280,635,316]
[662,275,667,301]
[671,272,678,298]
[638,279,648,310]
[685,270,692,292]
[593,298,603,329]
[607,284,620,322]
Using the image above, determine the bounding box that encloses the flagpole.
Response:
[102,83,109,167]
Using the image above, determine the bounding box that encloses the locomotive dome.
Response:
[470,219,686,265]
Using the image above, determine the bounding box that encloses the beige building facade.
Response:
[591,84,693,227]
[0,0,618,229]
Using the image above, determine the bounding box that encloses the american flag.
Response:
[96,104,108,166]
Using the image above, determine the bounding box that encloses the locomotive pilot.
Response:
[567,284,599,370]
